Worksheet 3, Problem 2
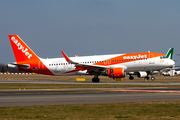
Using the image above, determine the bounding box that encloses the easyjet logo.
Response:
[11,36,32,59]
[123,54,147,59]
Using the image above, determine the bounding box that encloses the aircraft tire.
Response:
[151,77,155,81]
[129,76,134,80]
[92,78,100,83]
[144,77,149,80]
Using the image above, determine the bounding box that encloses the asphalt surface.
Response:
[0,88,180,107]
[0,79,180,106]
[1,79,180,85]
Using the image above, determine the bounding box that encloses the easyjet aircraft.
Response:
[8,35,175,82]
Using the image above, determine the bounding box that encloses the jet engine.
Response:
[106,68,125,78]
[137,71,147,78]
[175,71,180,75]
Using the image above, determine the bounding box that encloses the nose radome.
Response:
[170,59,175,65]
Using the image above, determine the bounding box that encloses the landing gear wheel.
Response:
[129,76,134,80]
[92,78,100,83]
[151,77,155,81]
[144,77,149,80]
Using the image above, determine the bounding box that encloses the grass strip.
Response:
[0,101,180,120]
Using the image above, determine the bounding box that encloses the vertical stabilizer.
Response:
[166,48,174,59]
[8,35,54,75]
[8,35,39,63]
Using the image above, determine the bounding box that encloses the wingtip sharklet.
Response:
[61,51,70,62]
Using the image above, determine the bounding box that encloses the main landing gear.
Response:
[129,75,134,80]
[92,75,100,83]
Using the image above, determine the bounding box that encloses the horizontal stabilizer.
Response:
[8,63,30,69]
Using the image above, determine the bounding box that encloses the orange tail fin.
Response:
[8,35,54,75]
[8,35,39,63]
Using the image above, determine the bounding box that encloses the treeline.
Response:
[0,64,25,73]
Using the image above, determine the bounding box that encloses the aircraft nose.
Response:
[170,59,175,66]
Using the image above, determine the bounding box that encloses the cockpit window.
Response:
[160,56,166,59]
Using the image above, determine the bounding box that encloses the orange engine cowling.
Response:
[107,68,125,78]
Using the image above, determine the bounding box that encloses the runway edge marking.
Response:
[104,89,180,93]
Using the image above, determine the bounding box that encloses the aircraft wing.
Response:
[61,51,127,74]
[61,51,106,74]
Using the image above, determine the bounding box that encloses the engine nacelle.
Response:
[175,71,180,75]
[137,71,147,78]
[107,68,125,78]
[77,70,88,75]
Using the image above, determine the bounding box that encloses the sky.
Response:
[1,0,180,65]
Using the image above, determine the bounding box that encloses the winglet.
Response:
[61,51,78,64]
[61,51,71,62]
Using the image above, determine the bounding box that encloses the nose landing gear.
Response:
[144,76,155,81]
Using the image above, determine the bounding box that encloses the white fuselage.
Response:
[40,54,174,76]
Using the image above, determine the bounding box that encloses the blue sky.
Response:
[1,0,180,65]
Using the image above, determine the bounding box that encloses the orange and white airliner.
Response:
[8,35,175,82]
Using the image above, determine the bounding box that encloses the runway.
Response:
[1,79,180,106]
[0,88,180,107]
[1,79,180,85]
